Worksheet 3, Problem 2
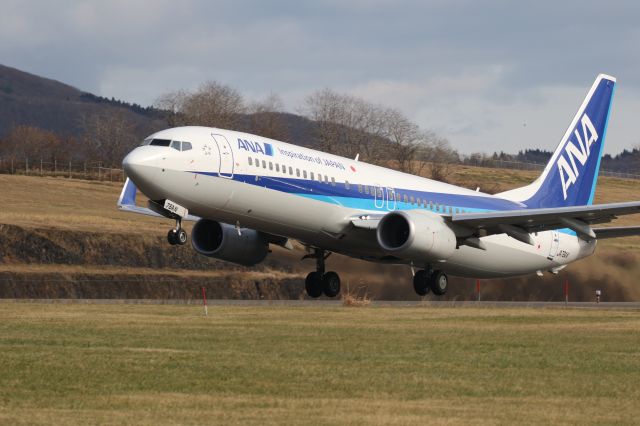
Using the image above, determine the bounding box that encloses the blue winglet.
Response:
[118,178,137,207]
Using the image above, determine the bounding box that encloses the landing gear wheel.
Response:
[413,270,431,296]
[430,271,448,296]
[177,228,188,245]
[305,271,323,298]
[167,229,179,245]
[322,271,341,297]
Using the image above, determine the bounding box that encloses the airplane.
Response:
[119,74,640,298]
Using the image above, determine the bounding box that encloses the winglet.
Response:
[117,178,138,208]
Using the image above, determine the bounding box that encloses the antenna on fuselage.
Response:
[354,153,360,161]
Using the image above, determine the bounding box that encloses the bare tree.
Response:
[155,81,246,129]
[81,109,138,167]
[303,89,386,161]
[248,93,289,141]
[1,126,67,162]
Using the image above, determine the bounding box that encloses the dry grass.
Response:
[341,286,372,307]
[1,303,639,425]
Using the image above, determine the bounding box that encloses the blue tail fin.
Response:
[498,74,616,208]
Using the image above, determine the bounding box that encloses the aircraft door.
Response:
[211,134,234,178]
[386,188,396,211]
[547,230,560,260]
[374,184,385,209]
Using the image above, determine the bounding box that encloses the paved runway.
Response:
[2,299,640,309]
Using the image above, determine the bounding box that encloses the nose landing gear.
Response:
[167,218,188,246]
[304,248,341,298]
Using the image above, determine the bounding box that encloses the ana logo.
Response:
[557,114,599,200]
[237,138,274,156]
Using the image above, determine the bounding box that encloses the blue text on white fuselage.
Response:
[238,139,274,156]
[557,114,599,200]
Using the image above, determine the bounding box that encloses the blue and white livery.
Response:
[119,74,640,298]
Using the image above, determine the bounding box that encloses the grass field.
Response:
[1,303,639,425]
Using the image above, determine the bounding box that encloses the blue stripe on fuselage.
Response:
[192,171,522,213]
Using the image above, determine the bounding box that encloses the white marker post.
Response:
[202,286,208,316]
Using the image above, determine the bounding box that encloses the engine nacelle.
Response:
[191,219,268,266]
[376,210,457,263]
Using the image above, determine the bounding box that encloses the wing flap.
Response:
[593,226,640,239]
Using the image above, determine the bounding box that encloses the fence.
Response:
[463,158,640,180]
[1,156,639,183]
[0,158,126,182]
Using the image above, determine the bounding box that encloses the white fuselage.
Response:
[123,126,596,278]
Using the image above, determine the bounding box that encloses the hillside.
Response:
[1,167,639,301]
[0,64,165,139]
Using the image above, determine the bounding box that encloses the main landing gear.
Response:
[304,248,341,298]
[167,218,188,246]
[413,269,448,296]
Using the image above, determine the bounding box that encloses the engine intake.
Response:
[191,219,268,266]
[377,210,456,262]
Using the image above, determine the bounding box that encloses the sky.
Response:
[1,0,639,155]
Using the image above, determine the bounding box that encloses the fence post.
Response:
[98,162,101,181]
[54,159,57,176]
[25,158,28,175]
[40,158,43,176]
[11,158,14,174]
[69,161,72,179]
[84,162,87,180]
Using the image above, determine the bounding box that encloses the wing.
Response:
[350,202,640,245]
[117,178,200,221]
[451,202,640,241]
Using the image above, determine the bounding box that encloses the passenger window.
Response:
[345,181,350,190]
[358,184,363,193]
[262,160,267,169]
[324,175,329,184]
[364,186,369,195]
[282,164,287,173]
[256,158,261,167]
[296,169,300,177]
[170,141,181,151]
[275,163,280,172]
[289,166,293,175]
[248,157,253,166]
[182,142,192,151]
[403,194,409,203]
[410,196,415,204]
[417,197,421,205]
[303,170,307,179]
[269,162,273,171]
[310,172,314,180]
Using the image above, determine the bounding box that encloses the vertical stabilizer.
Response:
[498,74,616,208]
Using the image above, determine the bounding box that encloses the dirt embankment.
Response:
[1,223,639,301]
[0,224,305,299]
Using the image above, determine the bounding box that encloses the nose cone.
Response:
[122,147,163,197]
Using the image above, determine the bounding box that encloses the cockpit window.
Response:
[140,138,152,146]
[149,139,172,147]
[182,142,192,151]
[170,141,181,151]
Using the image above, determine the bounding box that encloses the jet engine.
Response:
[376,210,457,262]
[191,219,268,266]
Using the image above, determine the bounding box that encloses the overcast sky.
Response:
[1,0,639,154]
